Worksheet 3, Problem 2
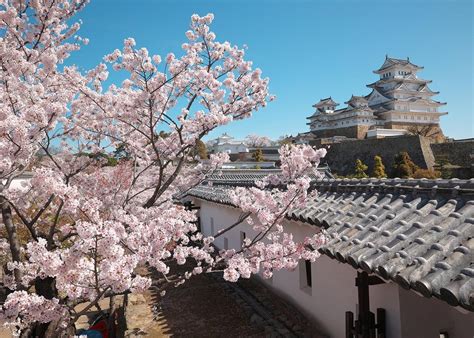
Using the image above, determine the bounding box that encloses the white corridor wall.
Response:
[195,199,474,338]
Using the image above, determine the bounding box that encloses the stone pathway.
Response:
[1,268,327,338]
[145,265,328,338]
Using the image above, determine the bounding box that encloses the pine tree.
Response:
[392,151,419,178]
[354,159,368,178]
[252,148,264,162]
[372,155,387,178]
[194,139,208,159]
[435,156,453,179]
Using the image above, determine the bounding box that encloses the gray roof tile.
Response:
[183,176,474,311]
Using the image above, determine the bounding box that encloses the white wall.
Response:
[398,288,474,338]
[197,200,402,337]
[367,129,407,139]
[2,177,30,190]
[214,143,248,154]
[196,199,473,338]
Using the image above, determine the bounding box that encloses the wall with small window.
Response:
[193,198,474,338]
[298,260,312,295]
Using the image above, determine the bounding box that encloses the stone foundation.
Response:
[313,125,370,139]
[383,122,445,142]
[314,135,435,176]
[312,123,445,142]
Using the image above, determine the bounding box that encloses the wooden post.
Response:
[356,271,371,338]
[377,308,386,338]
[369,311,376,338]
[345,311,354,338]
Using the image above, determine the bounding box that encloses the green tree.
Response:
[435,156,453,179]
[372,155,387,178]
[354,159,368,178]
[392,151,419,178]
[194,139,208,159]
[252,148,264,162]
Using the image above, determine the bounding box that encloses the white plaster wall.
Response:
[196,200,404,338]
[2,177,30,190]
[398,288,474,338]
[196,199,474,338]
[367,129,407,138]
[214,143,248,154]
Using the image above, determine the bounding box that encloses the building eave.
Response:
[184,177,474,312]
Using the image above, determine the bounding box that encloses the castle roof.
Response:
[374,56,423,74]
[345,95,368,103]
[419,84,440,95]
[367,76,432,89]
[313,97,339,108]
[345,95,369,108]
[394,97,447,106]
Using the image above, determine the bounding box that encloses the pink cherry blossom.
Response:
[0,2,327,335]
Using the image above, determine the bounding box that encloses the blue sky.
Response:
[70,0,473,141]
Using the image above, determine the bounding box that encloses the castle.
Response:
[306,56,447,140]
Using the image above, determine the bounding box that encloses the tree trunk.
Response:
[0,195,22,284]
[29,277,59,337]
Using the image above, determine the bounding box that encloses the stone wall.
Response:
[383,122,445,142]
[312,135,435,176]
[431,138,473,178]
[313,125,369,139]
[430,138,473,167]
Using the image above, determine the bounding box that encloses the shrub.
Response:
[392,152,419,178]
[413,169,441,179]
[354,159,368,178]
[372,155,387,178]
[252,148,264,162]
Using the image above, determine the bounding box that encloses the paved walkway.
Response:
[1,268,327,338]
[143,265,327,338]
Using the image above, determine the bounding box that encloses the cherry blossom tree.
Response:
[244,134,273,147]
[0,1,327,336]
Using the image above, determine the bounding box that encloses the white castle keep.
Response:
[307,56,447,140]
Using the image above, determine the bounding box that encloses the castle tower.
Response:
[366,56,447,140]
[306,56,447,141]
[313,97,339,113]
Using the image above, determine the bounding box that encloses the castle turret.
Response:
[312,97,339,113]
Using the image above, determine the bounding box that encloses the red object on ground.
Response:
[89,319,109,338]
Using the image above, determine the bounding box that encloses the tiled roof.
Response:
[345,95,369,108]
[202,168,333,186]
[313,97,339,108]
[374,56,423,73]
[185,177,474,311]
